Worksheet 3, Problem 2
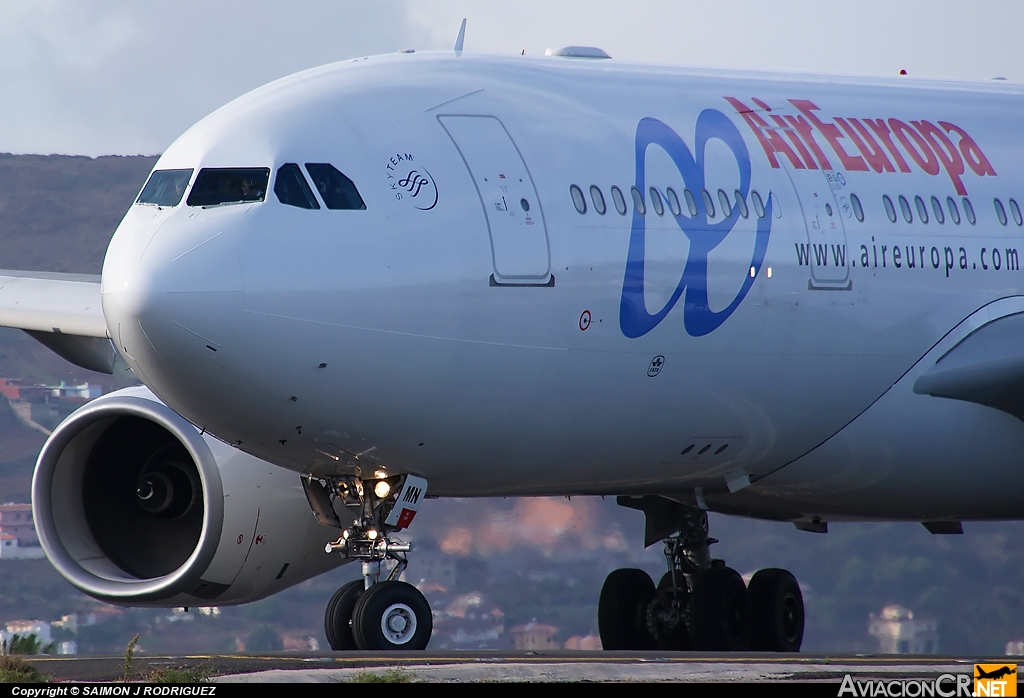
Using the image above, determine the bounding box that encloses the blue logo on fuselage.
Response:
[619,110,772,338]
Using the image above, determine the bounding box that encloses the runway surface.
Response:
[24,651,999,682]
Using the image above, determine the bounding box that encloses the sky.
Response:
[0,0,1022,156]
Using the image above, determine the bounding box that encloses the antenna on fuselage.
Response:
[454,18,466,56]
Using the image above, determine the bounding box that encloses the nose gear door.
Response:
[438,115,552,286]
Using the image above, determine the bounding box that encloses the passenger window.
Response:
[771,192,782,218]
[850,193,864,222]
[751,190,765,219]
[590,185,606,215]
[650,187,665,216]
[666,188,682,217]
[701,189,716,218]
[274,163,320,210]
[930,196,944,224]
[631,187,646,215]
[915,195,929,224]
[1011,198,1023,226]
[137,169,193,207]
[898,195,912,223]
[684,189,699,217]
[734,190,749,219]
[963,197,976,225]
[946,196,961,225]
[882,195,896,223]
[304,164,366,210]
[717,189,732,217]
[995,198,1008,226]
[569,185,586,213]
[611,186,627,215]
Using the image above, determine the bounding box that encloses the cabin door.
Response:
[783,164,852,289]
[438,115,552,285]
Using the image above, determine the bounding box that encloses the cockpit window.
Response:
[274,163,320,210]
[304,163,366,210]
[186,167,270,207]
[136,169,193,207]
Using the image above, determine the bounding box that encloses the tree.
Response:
[245,625,282,652]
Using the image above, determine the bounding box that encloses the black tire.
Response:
[324,580,365,650]
[686,567,752,651]
[352,581,432,650]
[598,568,656,650]
[655,572,692,651]
[748,568,804,652]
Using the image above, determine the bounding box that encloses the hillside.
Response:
[0,154,156,273]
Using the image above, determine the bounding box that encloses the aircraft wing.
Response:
[0,270,116,373]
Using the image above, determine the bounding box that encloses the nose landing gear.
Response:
[306,473,432,651]
[599,496,804,652]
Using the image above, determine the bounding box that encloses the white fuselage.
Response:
[99,51,1024,523]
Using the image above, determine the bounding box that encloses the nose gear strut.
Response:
[303,472,433,650]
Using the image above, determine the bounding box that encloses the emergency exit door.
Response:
[438,115,552,285]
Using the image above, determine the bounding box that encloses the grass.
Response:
[0,655,45,683]
[122,633,140,682]
[145,665,214,683]
[351,668,415,683]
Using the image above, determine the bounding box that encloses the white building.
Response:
[869,605,938,654]
[0,535,44,560]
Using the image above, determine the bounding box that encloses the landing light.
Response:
[367,529,379,541]
[374,480,392,499]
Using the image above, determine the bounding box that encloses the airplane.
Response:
[976,666,1017,681]
[4,23,1024,653]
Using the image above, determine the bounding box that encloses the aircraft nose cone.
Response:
[102,209,244,388]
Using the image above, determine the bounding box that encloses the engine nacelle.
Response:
[32,386,348,606]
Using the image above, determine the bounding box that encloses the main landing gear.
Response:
[599,496,804,652]
[303,472,432,650]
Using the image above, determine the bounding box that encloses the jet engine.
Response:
[32,386,347,606]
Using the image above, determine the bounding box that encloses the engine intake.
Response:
[33,386,347,606]
[33,388,224,602]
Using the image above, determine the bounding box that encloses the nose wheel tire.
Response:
[686,566,752,651]
[324,580,365,650]
[748,568,804,652]
[598,568,657,650]
[351,581,432,650]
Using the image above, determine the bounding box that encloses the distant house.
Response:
[564,635,602,650]
[282,634,319,651]
[11,381,104,401]
[509,621,559,651]
[0,378,21,400]
[428,590,505,649]
[0,534,44,559]
[869,605,938,654]
[401,554,457,591]
[0,503,38,547]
